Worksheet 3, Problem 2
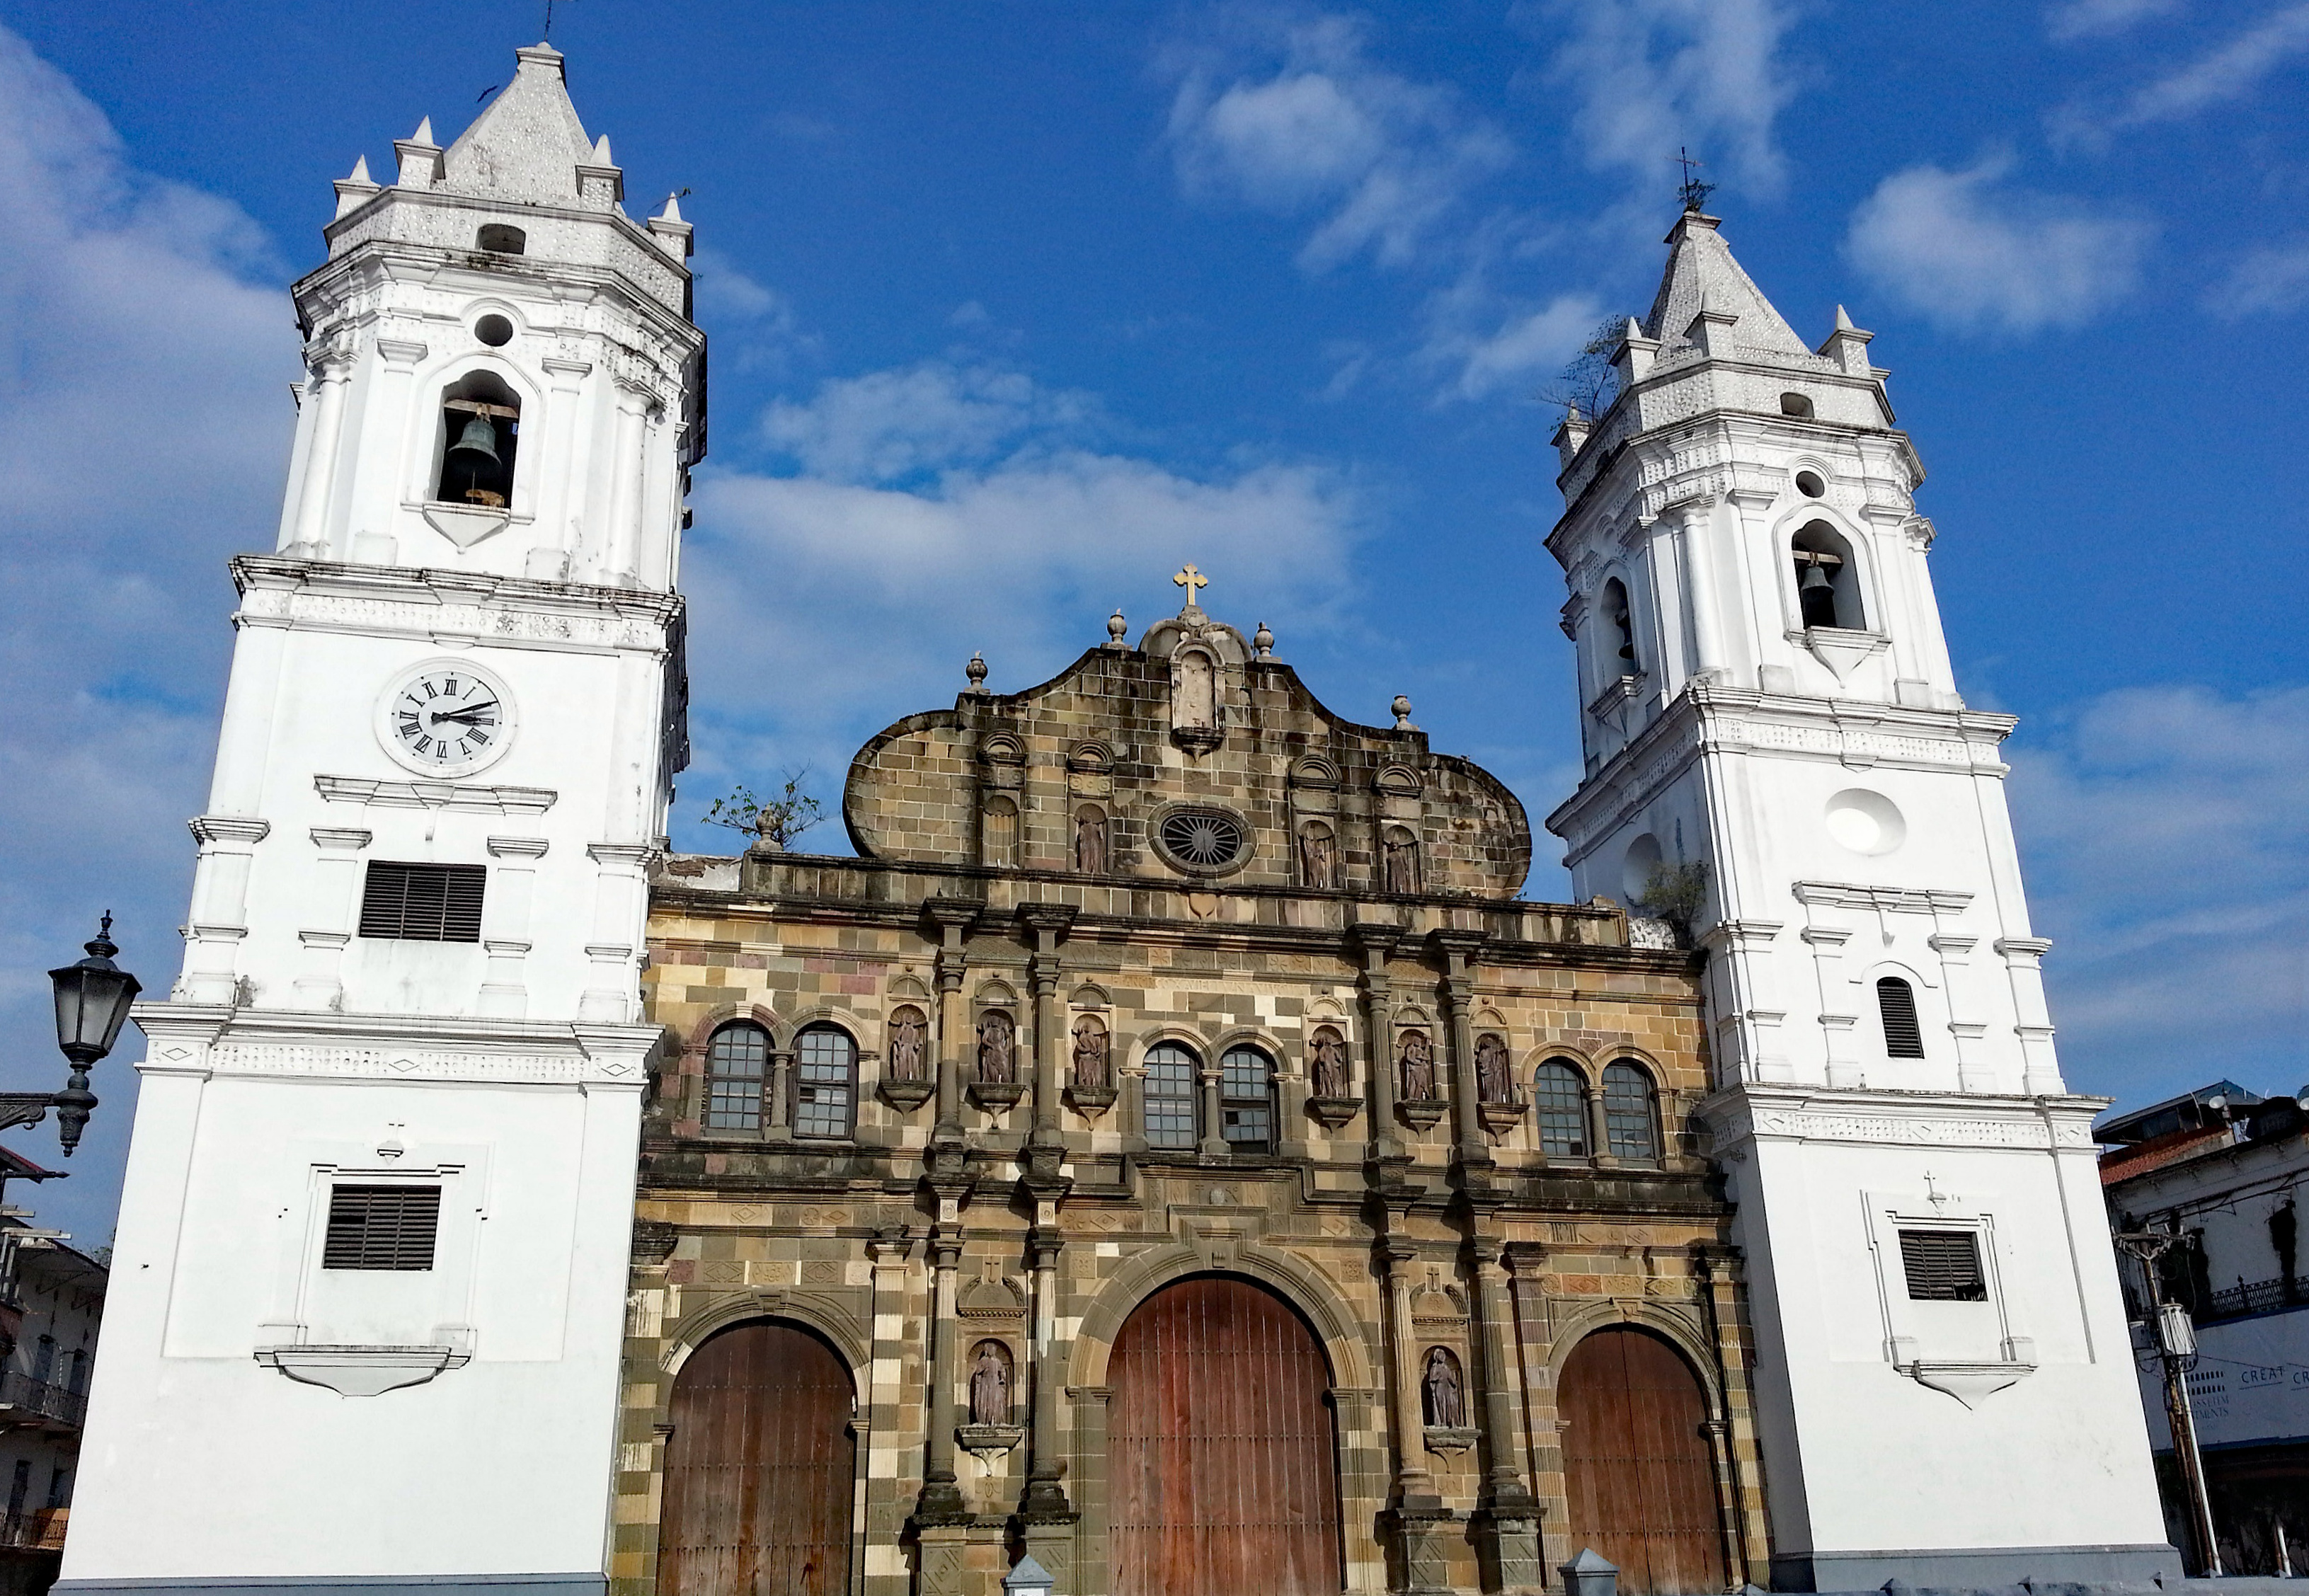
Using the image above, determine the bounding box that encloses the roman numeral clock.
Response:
[377,662,517,776]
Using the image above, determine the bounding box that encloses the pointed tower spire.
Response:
[1643,211,1809,362]
[394,118,445,190]
[333,154,382,219]
[648,190,694,260]
[413,117,435,145]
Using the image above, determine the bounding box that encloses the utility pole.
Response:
[2114,1232,2222,1576]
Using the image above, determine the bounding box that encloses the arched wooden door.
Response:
[1108,1275,1344,1596]
[657,1321,855,1596]
[1558,1326,1729,1595]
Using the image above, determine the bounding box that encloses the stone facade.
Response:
[616,601,1771,1596]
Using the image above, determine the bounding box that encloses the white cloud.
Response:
[2046,0,2181,42]
[0,25,302,1235]
[760,362,1104,484]
[684,361,1363,794]
[2008,684,2309,1107]
[1845,155,2151,334]
[1429,292,1603,401]
[1164,14,1511,272]
[1531,0,1799,199]
[2208,238,2309,316]
[2114,1,2309,122]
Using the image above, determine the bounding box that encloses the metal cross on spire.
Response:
[1673,146,1716,214]
[1173,563,1209,608]
[544,0,573,42]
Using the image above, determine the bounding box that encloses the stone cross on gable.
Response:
[1174,563,1209,608]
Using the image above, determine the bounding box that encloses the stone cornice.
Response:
[129,1001,662,1088]
[1698,1082,2112,1154]
[233,555,682,655]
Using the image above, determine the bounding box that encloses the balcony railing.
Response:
[0,1509,67,1552]
[0,1372,84,1428]
[2204,1273,2309,1323]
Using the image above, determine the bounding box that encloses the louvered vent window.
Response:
[1898,1229,1986,1302]
[323,1184,442,1271]
[1877,977,1926,1058]
[358,861,486,942]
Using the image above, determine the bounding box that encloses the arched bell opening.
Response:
[434,370,521,509]
[1790,521,1864,632]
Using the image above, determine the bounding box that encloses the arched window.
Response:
[476,223,527,255]
[1602,1060,1661,1162]
[793,1024,856,1139]
[982,796,1019,870]
[1792,521,1864,631]
[704,1021,769,1132]
[1382,826,1421,895]
[1780,391,1814,418]
[1602,577,1639,676]
[1142,1042,1200,1150]
[1074,805,1109,873]
[1297,820,1340,890]
[1220,1045,1275,1153]
[1878,977,1926,1058]
[435,371,520,507]
[1534,1060,1589,1159]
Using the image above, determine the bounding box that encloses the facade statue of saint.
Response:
[1310,1029,1349,1098]
[1475,1033,1512,1104]
[1298,825,1338,890]
[1072,1018,1111,1089]
[1075,808,1109,874]
[1399,1030,1436,1101]
[968,1343,1009,1426]
[1423,1347,1465,1429]
[978,1011,1015,1083]
[1383,829,1421,895]
[888,1009,927,1082]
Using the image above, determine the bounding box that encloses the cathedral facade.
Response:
[59,39,2182,1596]
[617,599,1767,1596]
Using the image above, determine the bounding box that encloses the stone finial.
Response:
[1392,694,1416,730]
[1552,406,1591,471]
[592,133,613,165]
[966,653,990,693]
[1106,609,1129,649]
[395,119,445,190]
[334,155,382,220]
[1817,302,1878,378]
[413,117,435,146]
[648,190,694,261]
[1252,621,1274,658]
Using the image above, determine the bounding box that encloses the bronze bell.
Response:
[1799,561,1832,592]
[447,413,500,469]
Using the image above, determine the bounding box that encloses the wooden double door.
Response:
[657,1321,855,1596]
[1558,1326,1730,1595]
[1108,1275,1346,1596]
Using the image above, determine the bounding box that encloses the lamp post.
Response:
[2114,1229,2222,1577]
[16,915,142,1156]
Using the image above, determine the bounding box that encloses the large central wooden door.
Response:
[1108,1275,1344,1596]
[1559,1327,1729,1595]
[658,1321,854,1596]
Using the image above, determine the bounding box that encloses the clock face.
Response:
[376,661,516,777]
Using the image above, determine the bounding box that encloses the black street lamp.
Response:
[19,915,142,1156]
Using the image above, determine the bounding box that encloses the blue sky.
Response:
[1,0,2304,1242]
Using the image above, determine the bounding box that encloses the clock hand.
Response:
[431,705,500,725]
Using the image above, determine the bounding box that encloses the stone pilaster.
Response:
[1432,930,1491,1179]
[1353,924,1404,1161]
[915,1200,971,1527]
[926,897,977,1169]
[1019,904,1075,1178]
[1471,1240,1542,1595]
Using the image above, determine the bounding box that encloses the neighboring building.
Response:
[2101,1083,2309,1576]
[0,1151,108,1596]
[61,35,2182,1596]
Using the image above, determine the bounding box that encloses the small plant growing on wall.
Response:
[704,770,825,851]
[1635,859,1709,945]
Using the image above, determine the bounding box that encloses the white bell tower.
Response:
[62,44,700,1596]
[1545,210,2175,1591]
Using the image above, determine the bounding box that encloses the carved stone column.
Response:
[916,1201,971,1526]
[1383,1226,1451,1595]
[1431,931,1491,1177]
[1353,924,1403,1161]
[1584,1082,1612,1167]
[926,898,977,1167]
[1198,1057,1227,1158]
[764,1040,793,1137]
[1470,1241,1542,1595]
[1019,904,1075,1174]
[1021,1207,1076,1591]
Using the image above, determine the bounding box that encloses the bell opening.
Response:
[435,372,521,509]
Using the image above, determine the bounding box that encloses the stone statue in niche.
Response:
[1423,1347,1466,1428]
[1075,807,1109,874]
[978,1011,1016,1084]
[969,1342,1010,1425]
[1298,825,1339,890]
[1072,1017,1111,1089]
[1382,827,1421,895]
[1399,1030,1437,1101]
[1475,1033,1512,1103]
[888,1008,927,1083]
[1310,1028,1349,1098]
[1176,650,1216,730]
